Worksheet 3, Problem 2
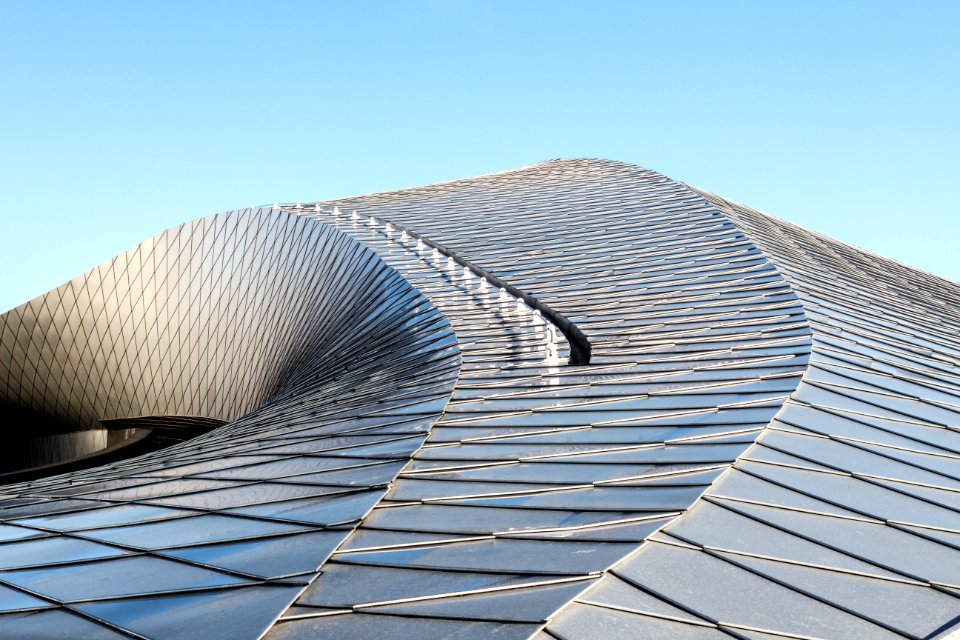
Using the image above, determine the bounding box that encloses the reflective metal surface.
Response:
[0,210,460,637]
[1,159,958,638]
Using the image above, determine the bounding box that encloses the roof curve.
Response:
[0,159,958,639]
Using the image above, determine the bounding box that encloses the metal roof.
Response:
[0,159,957,639]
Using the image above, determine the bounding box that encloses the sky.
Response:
[0,0,957,312]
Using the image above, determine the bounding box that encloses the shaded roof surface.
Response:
[0,159,958,639]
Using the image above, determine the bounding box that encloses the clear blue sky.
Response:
[1,1,957,311]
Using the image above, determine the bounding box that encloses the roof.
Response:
[0,159,958,639]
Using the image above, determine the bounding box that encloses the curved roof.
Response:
[1,159,958,639]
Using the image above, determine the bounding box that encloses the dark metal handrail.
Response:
[362,214,592,366]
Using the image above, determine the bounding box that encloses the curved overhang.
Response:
[0,159,957,639]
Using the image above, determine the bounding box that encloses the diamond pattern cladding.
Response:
[0,209,460,638]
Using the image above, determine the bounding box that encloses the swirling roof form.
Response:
[1,159,959,639]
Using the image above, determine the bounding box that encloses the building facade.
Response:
[0,159,958,639]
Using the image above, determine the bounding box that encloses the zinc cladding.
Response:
[0,159,957,639]
[546,191,960,640]
[267,158,813,638]
[0,210,461,638]
[547,189,960,640]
